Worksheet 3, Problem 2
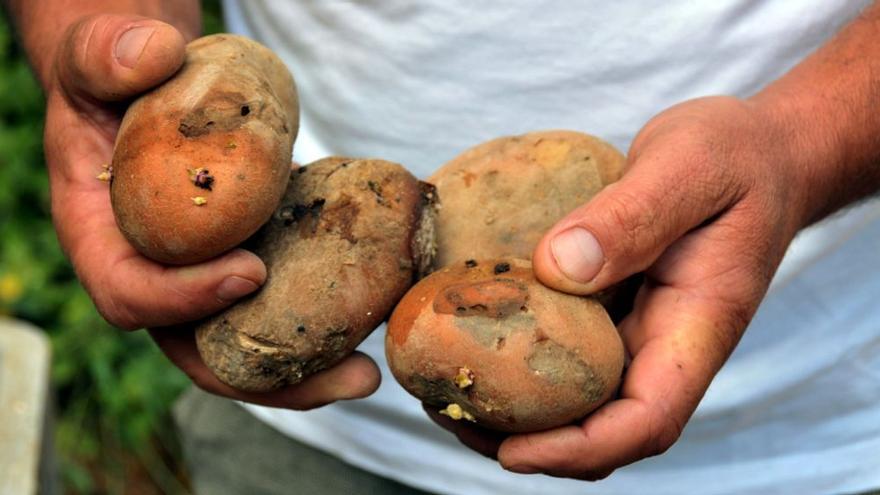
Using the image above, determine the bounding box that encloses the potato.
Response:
[195,157,437,392]
[386,258,624,432]
[430,130,625,266]
[110,34,299,265]
[431,130,637,321]
[386,131,631,432]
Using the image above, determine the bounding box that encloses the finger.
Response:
[499,304,721,478]
[532,144,746,296]
[80,232,265,332]
[498,289,724,479]
[423,405,507,459]
[149,327,381,409]
[500,217,767,479]
[57,14,186,102]
[82,244,267,331]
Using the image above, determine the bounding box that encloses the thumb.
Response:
[532,162,740,295]
[57,14,186,102]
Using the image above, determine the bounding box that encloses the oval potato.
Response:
[430,130,625,267]
[111,34,299,264]
[387,258,624,432]
[195,157,437,392]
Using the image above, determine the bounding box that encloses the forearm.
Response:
[4,0,200,88]
[752,2,880,226]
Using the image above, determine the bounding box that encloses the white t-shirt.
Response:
[222,2,880,494]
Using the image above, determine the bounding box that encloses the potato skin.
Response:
[111,34,299,265]
[432,130,637,321]
[387,258,624,432]
[195,157,436,392]
[430,130,625,266]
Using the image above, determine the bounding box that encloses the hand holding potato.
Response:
[38,13,380,409]
[386,131,632,433]
[432,97,809,478]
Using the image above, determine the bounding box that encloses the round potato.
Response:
[195,157,437,392]
[111,34,299,264]
[387,258,624,432]
[430,130,625,266]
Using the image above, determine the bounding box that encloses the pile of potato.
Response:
[386,132,627,431]
[109,34,630,432]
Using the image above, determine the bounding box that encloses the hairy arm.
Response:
[755,3,880,225]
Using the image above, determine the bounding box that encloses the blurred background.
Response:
[0,2,224,493]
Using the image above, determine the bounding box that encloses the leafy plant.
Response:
[0,1,225,493]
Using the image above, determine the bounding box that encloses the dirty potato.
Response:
[111,34,299,264]
[387,258,624,432]
[431,130,637,321]
[195,157,437,392]
[430,130,625,266]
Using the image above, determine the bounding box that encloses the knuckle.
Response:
[159,280,212,322]
[599,188,664,260]
[646,410,685,458]
[93,297,141,330]
[676,130,715,164]
[669,123,750,203]
[57,15,108,94]
[84,275,147,330]
[669,130,735,190]
[64,14,110,68]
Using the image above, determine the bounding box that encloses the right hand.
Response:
[45,14,380,408]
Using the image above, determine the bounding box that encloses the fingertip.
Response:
[222,248,268,285]
[215,276,260,303]
[496,432,537,471]
[289,352,381,408]
[171,248,266,302]
[115,21,186,85]
[497,426,590,478]
[335,351,382,399]
[532,227,596,296]
[60,15,187,101]
[200,248,266,304]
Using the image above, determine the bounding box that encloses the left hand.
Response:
[426,95,813,479]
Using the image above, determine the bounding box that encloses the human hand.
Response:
[428,96,810,478]
[44,14,379,408]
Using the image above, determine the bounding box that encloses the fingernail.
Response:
[550,227,604,283]
[216,276,260,302]
[115,26,155,69]
[506,464,540,475]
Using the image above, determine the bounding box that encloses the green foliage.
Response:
[203,0,226,36]
[0,1,226,493]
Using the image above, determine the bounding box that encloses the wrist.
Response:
[747,5,880,228]
[746,90,841,231]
